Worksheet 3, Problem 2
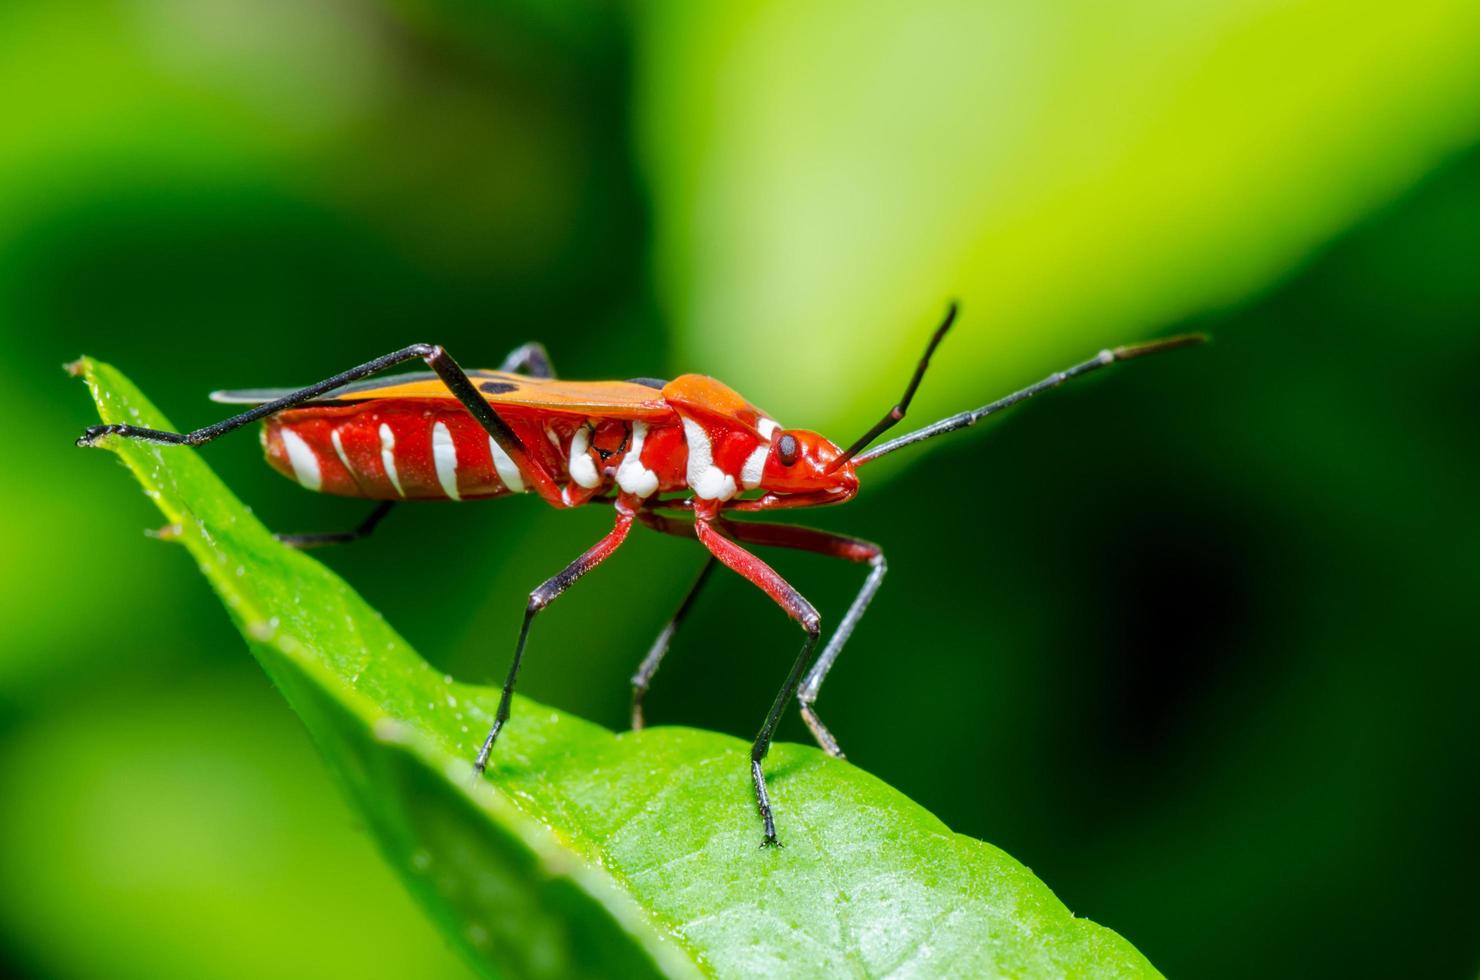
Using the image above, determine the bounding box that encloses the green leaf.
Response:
[72,358,1160,979]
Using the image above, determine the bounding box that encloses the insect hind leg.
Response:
[76,342,566,506]
[275,501,396,549]
[77,344,447,449]
[498,342,555,379]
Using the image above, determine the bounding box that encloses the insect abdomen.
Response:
[264,403,526,500]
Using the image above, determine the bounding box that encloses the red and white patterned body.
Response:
[256,371,859,509]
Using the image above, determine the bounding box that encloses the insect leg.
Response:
[715,520,884,760]
[474,501,637,773]
[498,342,555,379]
[692,515,820,847]
[639,510,883,759]
[76,344,567,505]
[274,501,396,549]
[78,345,446,448]
[629,556,717,730]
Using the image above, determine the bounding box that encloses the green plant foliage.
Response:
[0,669,476,980]
[73,358,1161,979]
[637,0,1480,435]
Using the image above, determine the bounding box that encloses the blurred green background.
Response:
[3,1,1478,977]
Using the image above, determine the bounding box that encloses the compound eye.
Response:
[776,433,799,467]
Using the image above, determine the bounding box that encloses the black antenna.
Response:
[825,302,958,473]
[853,333,1206,467]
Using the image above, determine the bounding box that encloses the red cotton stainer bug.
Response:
[76,304,1203,845]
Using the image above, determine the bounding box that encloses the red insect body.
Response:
[264,403,519,500]
[260,372,858,512]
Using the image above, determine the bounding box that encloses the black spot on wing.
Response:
[626,377,669,390]
[480,380,520,394]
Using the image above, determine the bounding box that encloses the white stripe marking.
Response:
[280,427,322,491]
[379,423,404,497]
[616,421,660,498]
[757,417,781,441]
[545,427,562,448]
[681,416,738,501]
[488,437,525,493]
[432,422,461,500]
[740,444,768,489]
[568,421,600,489]
[330,428,353,473]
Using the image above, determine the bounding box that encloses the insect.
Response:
[77,305,1202,845]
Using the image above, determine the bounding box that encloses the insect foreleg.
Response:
[497,342,555,379]
[638,511,884,759]
[629,556,717,730]
[692,513,820,847]
[274,501,396,549]
[714,520,885,761]
[474,501,637,774]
